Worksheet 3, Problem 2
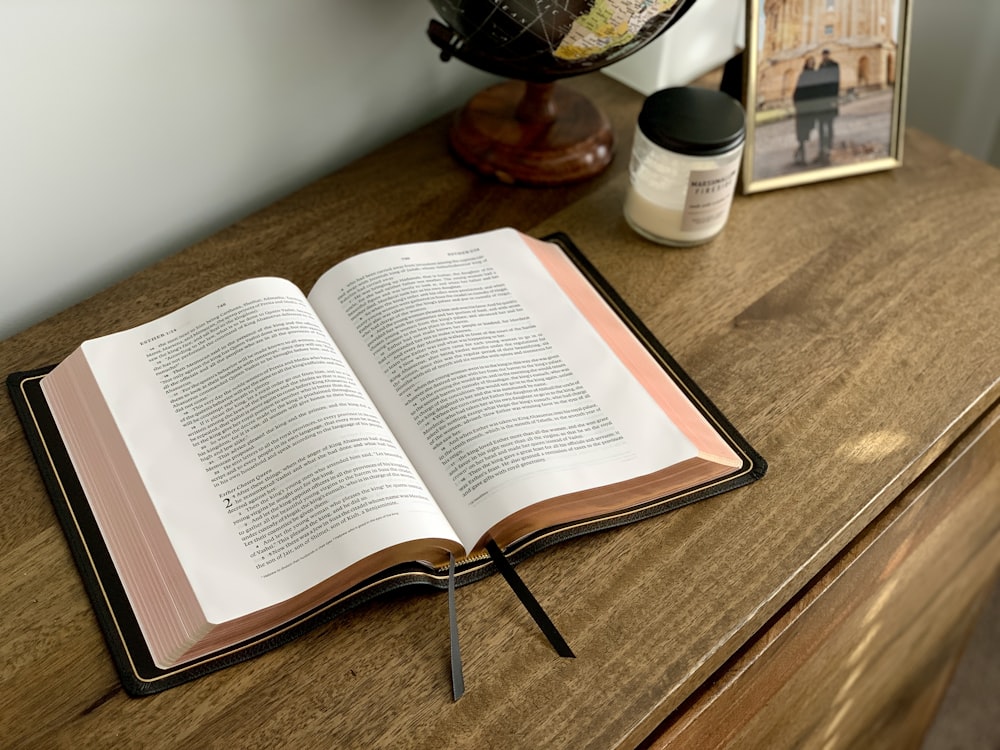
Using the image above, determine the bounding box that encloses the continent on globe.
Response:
[554,0,682,62]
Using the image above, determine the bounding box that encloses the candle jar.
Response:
[624,87,746,247]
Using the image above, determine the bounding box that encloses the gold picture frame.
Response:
[741,0,912,193]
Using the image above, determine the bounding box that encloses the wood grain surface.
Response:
[647,406,1000,748]
[1,73,998,749]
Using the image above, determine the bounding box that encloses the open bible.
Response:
[8,229,765,695]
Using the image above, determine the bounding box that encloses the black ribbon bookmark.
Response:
[447,553,464,701]
[485,540,575,658]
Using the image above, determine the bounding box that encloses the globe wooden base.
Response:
[449,80,614,186]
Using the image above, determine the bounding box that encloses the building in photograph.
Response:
[756,0,898,109]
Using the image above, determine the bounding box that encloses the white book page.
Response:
[80,277,459,623]
[307,228,698,550]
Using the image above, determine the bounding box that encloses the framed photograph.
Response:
[741,0,912,193]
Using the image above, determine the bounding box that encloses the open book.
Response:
[8,229,765,695]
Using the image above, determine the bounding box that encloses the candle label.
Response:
[681,161,741,233]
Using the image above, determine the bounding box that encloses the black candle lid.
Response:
[637,87,746,156]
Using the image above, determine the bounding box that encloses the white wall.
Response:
[904,0,1000,168]
[1,0,997,341]
[0,1,498,339]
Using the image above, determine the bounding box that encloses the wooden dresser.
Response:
[1,74,998,749]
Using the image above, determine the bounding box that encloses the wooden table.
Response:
[2,74,998,749]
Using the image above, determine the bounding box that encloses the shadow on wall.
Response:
[0,1,498,340]
[905,2,1000,167]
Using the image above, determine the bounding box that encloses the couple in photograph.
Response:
[793,49,840,166]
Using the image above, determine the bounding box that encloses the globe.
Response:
[428,0,694,82]
[427,0,697,185]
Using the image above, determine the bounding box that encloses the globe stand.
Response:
[448,80,614,186]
